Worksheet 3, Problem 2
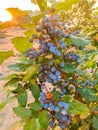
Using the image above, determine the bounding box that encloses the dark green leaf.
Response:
[30,84,40,100]
[68,101,89,116]
[4,78,20,87]
[32,110,39,118]
[53,91,60,101]
[38,110,49,129]
[61,62,75,73]
[11,36,32,53]
[92,115,98,130]
[0,51,14,64]
[71,36,89,48]
[29,102,42,111]
[18,91,27,107]
[77,88,98,101]
[24,118,36,130]
[13,107,32,119]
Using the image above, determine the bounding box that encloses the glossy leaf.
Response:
[0,51,14,64]
[29,101,42,111]
[38,110,49,129]
[71,36,89,48]
[13,107,32,119]
[77,88,98,101]
[11,36,32,53]
[61,62,75,73]
[30,84,40,100]
[68,101,89,116]
[18,91,27,107]
[24,118,36,130]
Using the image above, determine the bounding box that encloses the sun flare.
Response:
[0,10,13,22]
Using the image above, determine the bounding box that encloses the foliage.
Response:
[0,50,14,65]
[0,0,98,130]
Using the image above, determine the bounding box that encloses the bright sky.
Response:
[0,0,39,22]
[0,0,98,22]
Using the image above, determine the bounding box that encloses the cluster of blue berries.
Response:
[25,10,83,129]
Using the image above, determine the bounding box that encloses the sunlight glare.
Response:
[0,10,13,22]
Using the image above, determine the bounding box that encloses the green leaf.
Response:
[24,118,36,130]
[18,91,27,107]
[63,95,73,102]
[61,62,75,73]
[31,0,37,4]
[24,29,37,39]
[13,107,32,119]
[37,0,47,12]
[38,110,49,129]
[11,36,32,53]
[92,115,98,130]
[3,74,18,80]
[84,50,98,55]
[32,13,45,23]
[95,70,98,79]
[30,84,40,100]
[8,63,30,72]
[29,102,42,111]
[77,88,98,101]
[71,36,89,48]
[53,91,60,101]
[4,78,20,87]
[23,65,39,81]
[8,120,24,130]
[0,97,15,111]
[68,101,89,116]
[56,0,79,11]
[0,51,14,64]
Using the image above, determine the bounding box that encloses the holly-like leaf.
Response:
[92,115,98,130]
[24,118,36,130]
[13,107,32,119]
[0,51,14,64]
[77,88,98,101]
[29,101,42,111]
[18,91,27,107]
[71,36,89,48]
[11,36,32,53]
[38,110,49,129]
[68,101,89,116]
[30,84,40,100]
[61,62,75,73]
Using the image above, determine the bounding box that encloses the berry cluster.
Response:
[26,9,82,129]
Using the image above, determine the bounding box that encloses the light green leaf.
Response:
[24,29,37,39]
[38,110,49,129]
[11,36,32,53]
[92,115,98,130]
[77,88,98,101]
[24,118,36,130]
[30,84,40,100]
[0,97,15,111]
[56,0,79,11]
[8,63,30,72]
[13,107,32,119]
[68,101,89,116]
[29,102,42,111]
[71,36,89,48]
[3,74,18,80]
[18,91,27,107]
[61,62,75,73]
[0,51,14,64]
[23,65,39,81]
